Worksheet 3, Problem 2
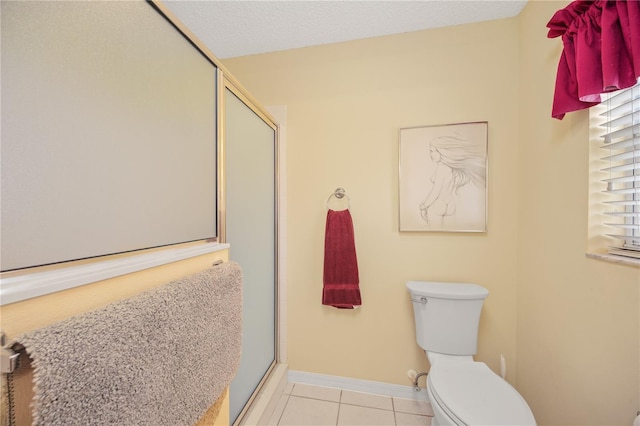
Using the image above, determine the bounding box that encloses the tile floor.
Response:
[267,383,433,426]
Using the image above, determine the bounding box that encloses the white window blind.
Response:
[598,81,640,259]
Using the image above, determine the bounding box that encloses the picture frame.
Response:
[399,121,488,232]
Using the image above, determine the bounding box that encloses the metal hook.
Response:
[1,331,20,374]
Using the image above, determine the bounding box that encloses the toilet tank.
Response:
[407,281,489,356]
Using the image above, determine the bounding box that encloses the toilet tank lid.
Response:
[406,281,489,300]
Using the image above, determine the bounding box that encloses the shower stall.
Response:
[222,81,279,425]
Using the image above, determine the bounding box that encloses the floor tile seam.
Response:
[274,393,291,426]
[338,389,395,411]
[335,401,399,426]
[395,411,431,417]
[288,394,342,404]
[391,394,434,416]
[395,410,433,416]
[295,397,396,411]
[284,390,432,416]
[338,401,395,412]
[337,401,431,417]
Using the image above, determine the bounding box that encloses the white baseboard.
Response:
[288,370,429,401]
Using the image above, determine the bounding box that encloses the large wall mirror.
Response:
[1,0,218,273]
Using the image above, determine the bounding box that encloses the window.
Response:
[591,81,640,260]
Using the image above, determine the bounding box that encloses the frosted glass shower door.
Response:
[225,88,276,424]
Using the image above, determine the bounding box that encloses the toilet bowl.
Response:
[426,357,535,426]
[407,281,536,426]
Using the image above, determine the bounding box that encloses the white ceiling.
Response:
[163,1,528,59]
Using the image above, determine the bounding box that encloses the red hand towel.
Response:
[322,209,361,309]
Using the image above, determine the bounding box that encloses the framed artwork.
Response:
[399,121,488,232]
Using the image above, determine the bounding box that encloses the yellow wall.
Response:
[517,2,640,425]
[225,3,640,424]
[225,19,522,386]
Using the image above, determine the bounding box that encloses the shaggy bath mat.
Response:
[12,261,242,426]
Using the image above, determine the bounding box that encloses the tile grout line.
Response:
[275,384,295,426]
[281,383,432,425]
[275,393,290,426]
[391,397,397,426]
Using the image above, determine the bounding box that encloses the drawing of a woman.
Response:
[419,134,486,227]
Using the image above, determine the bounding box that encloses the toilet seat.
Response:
[428,360,536,425]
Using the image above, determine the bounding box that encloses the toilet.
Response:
[407,281,536,426]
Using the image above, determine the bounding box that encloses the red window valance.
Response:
[547,0,640,119]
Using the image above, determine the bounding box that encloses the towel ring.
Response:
[326,187,351,210]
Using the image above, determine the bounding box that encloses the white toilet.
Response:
[407,281,536,426]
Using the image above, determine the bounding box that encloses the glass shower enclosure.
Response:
[223,85,277,425]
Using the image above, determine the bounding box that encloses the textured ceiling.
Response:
[163,1,528,59]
